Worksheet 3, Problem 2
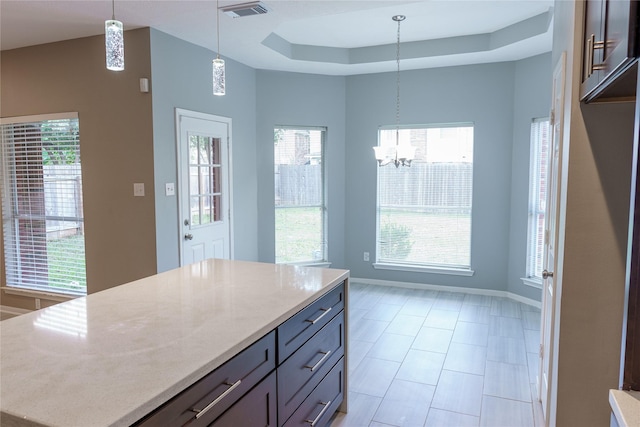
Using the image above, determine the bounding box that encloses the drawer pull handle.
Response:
[306,307,332,324]
[305,400,332,426]
[192,379,242,419]
[304,350,331,372]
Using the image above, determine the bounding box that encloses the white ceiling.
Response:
[0,0,554,76]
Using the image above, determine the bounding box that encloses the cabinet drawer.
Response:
[278,312,344,425]
[278,282,344,363]
[282,357,344,427]
[210,370,277,427]
[135,331,276,427]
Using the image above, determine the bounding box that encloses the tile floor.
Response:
[330,283,543,427]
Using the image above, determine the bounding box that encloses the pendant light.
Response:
[213,0,226,96]
[105,0,124,71]
[373,15,415,167]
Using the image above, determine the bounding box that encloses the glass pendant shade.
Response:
[105,19,124,71]
[213,58,225,96]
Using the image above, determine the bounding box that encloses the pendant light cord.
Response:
[394,16,404,147]
[112,0,115,20]
[216,0,221,59]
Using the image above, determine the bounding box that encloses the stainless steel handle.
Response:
[193,379,242,419]
[184,233,193,240]
[305,307,332,325]
[587,33,606,77]
[304,351,331,372]
[305,400,332,426]
[542,270,554,280]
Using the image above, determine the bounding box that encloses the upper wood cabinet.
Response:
[580,0,639,102]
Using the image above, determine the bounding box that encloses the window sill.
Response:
[1,286,80,301]
[372,263,474,276]
[282,261,332,268]
[521,277,542,289]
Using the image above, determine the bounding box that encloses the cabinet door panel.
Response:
[134,331,276,427]
[278,282,344,363]
[283,358,344,427]
[278,312,344,424]
[210,371,277,427]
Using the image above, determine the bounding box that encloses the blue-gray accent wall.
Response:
[149,27,550,300]
[150,29,258,271]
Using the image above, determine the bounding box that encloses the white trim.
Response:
[351,277,541,309]
[283,262,332,268]
[0,305,32,316]
[1,287,78,302]
[373,263,474,276]
[0,112,78,125]
[521,277,543,289]
[175,109,234,265]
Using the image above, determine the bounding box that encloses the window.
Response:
[376,125,474,270]
[274,126,326,264]
[1,113,86,295]
[525,118,550,282]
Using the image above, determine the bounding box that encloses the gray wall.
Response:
[256,70,347,268]
[150,28,551,299]
[508,53,553,300]
[150,29,258,271]
[344,61,529,293]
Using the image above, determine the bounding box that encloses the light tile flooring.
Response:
[330,283,543,427]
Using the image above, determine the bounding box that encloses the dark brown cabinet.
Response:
[580,0,639,102]
[134,281,346,427]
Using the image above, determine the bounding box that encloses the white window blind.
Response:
[274,126,326,264]
[376,125,474,268]
[1,113,86,295]
[526,118,550,280]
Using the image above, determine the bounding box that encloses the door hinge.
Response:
[550,110,555,126]
[539,343,544,358]
[544,230,549,245]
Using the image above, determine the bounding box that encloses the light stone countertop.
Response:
[0,259,349,427]
[610,389,640,427]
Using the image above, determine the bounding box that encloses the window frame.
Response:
[374,123,475,275]
[523,117,550,288]
[1,112,87,296]
[273,125,328,265]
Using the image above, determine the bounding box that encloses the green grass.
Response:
[379,208,471,266]
[47,234,86,292]
[275,207,324,263]
[275,206,471,267]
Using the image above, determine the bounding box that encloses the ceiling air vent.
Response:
[221,1,270,18]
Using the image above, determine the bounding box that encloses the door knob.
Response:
[542,270,553,279]
[184,233,193,240]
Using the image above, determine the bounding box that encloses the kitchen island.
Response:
[0,259,349,426]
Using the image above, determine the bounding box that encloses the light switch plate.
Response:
[165,183,175,196]
[133,183,145,197]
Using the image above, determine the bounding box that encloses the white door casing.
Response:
[539,52,565,424]
[176,109,233,266]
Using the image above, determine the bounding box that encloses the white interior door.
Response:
[539,52,565,423]
[176,110,232,266]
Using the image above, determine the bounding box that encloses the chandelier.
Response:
[373,15,415,167]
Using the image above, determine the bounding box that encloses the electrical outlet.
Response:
[363,252,370,262]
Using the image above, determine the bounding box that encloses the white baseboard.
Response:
[350,277,541,309]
